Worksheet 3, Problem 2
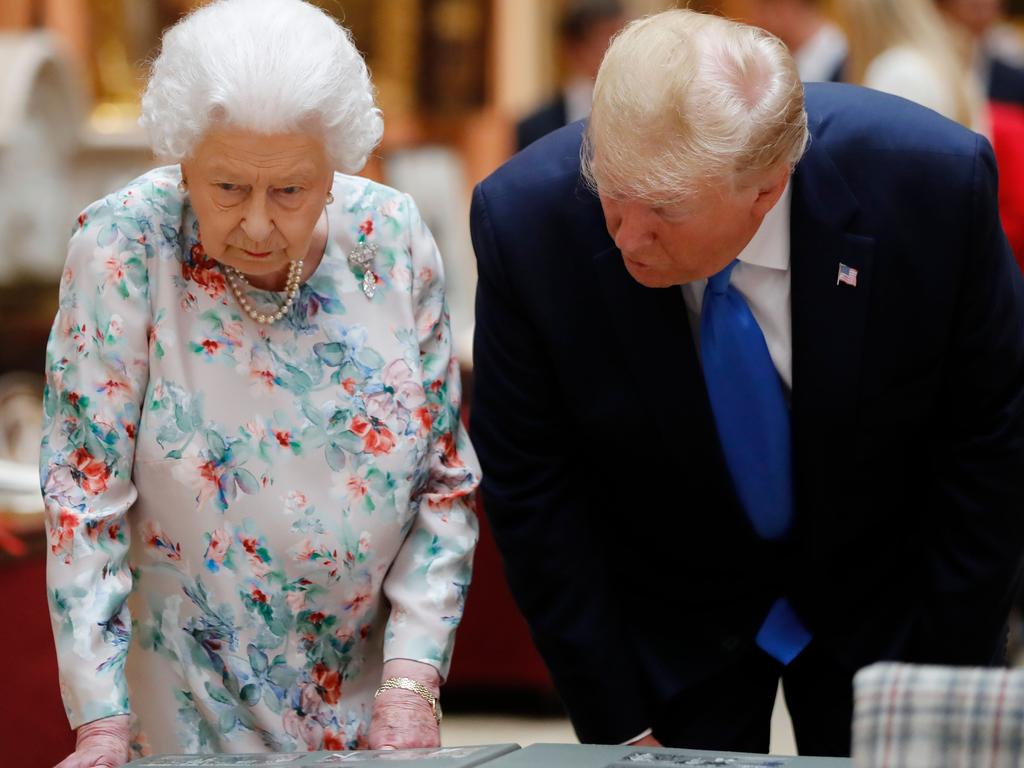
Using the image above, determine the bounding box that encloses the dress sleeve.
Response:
[40,195,152,728]
[381,195,480,680]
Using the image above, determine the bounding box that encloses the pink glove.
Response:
[55,714,131,768]
[368,659,442,750]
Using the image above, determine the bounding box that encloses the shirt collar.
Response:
[737,180,791,272]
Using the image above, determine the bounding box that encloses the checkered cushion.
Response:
[852,662,1024,767]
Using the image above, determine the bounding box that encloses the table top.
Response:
[125,743,853,768]
[483,743,852,768]
[125,744,519,767]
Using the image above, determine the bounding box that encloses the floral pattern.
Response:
[40,167,479,754]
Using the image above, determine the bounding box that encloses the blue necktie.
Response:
[700,260,811,665]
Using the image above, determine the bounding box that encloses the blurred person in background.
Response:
[515,0,626,151]
[985,6,1024,66]
[837,0,988,132]
[936,0,1024,267]
[935,0,1024,106]
[739,0,848,82]
[40,0,479,764]
[471,8,1024,757]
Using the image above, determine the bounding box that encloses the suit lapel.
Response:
[790,122,875,504]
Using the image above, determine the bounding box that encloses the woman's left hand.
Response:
[368,659,441,750]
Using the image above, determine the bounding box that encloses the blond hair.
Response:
[582,9,808,205]
[837,0,978,128]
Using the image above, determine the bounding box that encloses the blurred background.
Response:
[2,1,1024,765]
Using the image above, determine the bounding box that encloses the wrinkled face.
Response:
[181,128,334,281]
[599,178,774,288]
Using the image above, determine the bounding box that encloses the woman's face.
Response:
[181,127,334,283]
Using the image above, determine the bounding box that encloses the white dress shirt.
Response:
[682,183,793,390]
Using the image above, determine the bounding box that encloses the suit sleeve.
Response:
[919,135,1024,663]
[469,183,651,744]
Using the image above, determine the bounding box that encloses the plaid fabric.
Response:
[852,662,1024,767]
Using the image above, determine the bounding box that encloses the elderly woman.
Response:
[40,0,479,764]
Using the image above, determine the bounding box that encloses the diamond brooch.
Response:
[347,241,379,300]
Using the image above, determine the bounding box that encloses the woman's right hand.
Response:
[55,714,131,768]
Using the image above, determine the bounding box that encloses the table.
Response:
[483,743,852,767]
[125,743,854,768]
[126,744,519,767]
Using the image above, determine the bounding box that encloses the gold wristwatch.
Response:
[374,676,443,723]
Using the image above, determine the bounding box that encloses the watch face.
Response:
[435,699,443,723]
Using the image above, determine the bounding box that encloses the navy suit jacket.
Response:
[469,83,1024,744]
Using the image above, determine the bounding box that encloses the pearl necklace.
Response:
[224,259,303,325]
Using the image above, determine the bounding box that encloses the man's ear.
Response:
[750,167,790,218]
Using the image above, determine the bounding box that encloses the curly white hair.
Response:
[140,0,383,173]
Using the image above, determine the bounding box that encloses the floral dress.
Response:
[40,166,480,755]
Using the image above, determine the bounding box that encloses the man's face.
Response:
[598,177,778,288]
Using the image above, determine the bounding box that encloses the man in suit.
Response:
[514,0,625,152]
[470,9,1024,757]
[936,0,1024,106]
[739,0,848,82]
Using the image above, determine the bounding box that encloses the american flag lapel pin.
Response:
[837,262,858,287]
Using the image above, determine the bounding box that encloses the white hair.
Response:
[582,9,809,204]
[140,0,383,173]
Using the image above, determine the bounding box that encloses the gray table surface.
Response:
[125,744,519,767]
[482,743,852,767]
[125,742,854,767]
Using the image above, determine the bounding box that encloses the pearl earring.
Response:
[326,192,335,205]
